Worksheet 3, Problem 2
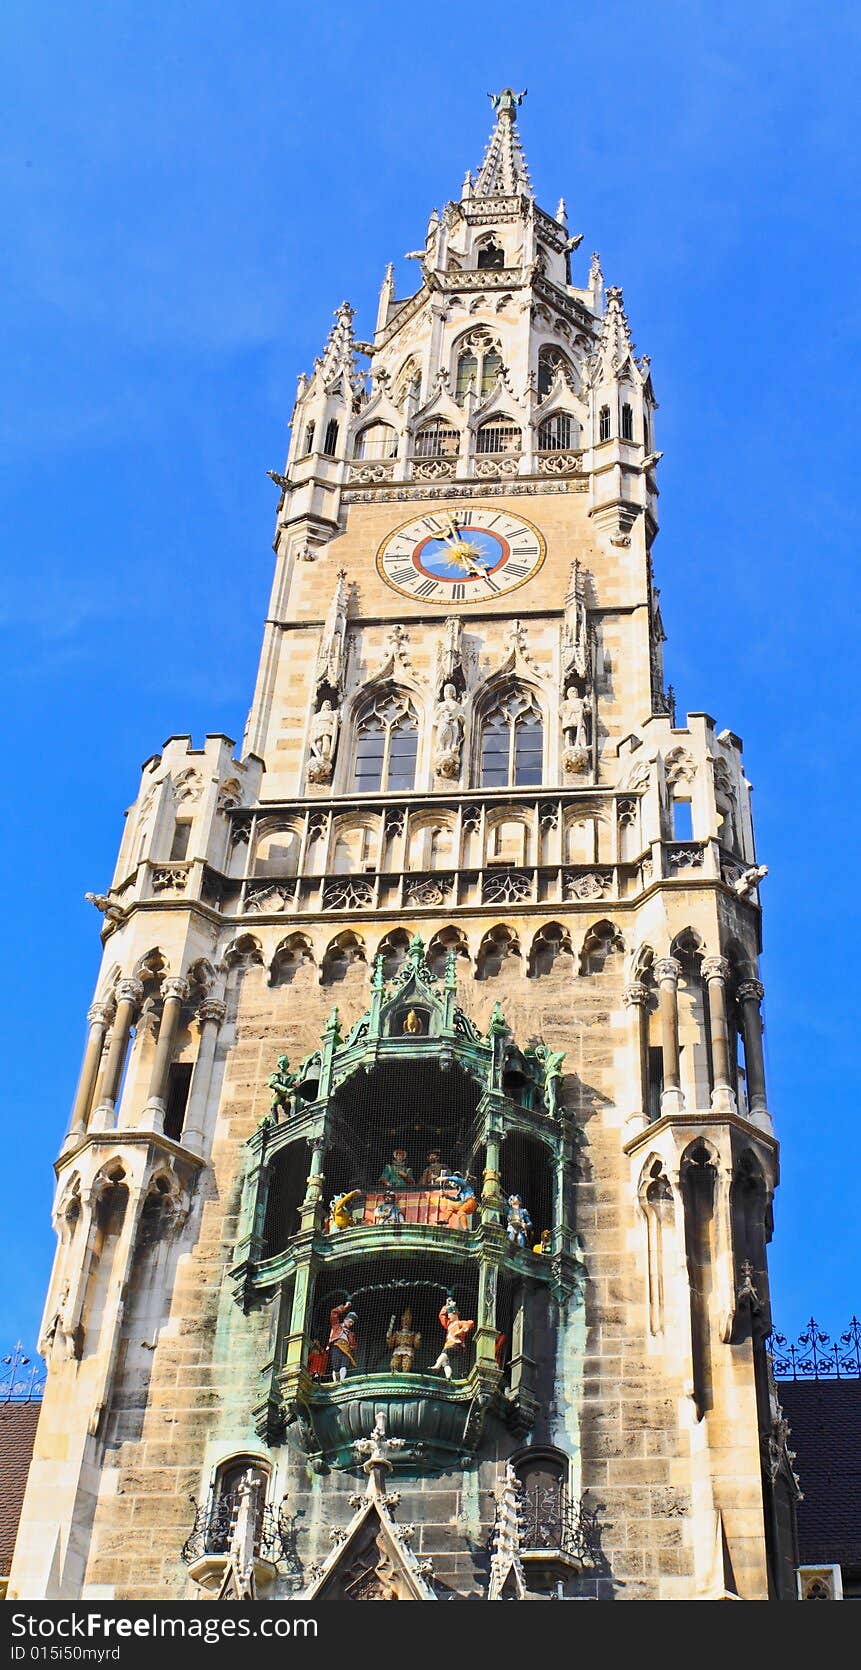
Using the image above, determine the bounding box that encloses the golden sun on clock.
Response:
[376,507,546,603]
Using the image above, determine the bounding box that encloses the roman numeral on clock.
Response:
[391,568,416,585]
[414,578,440,598]
[450,583,466,601]
[505,562,530,578]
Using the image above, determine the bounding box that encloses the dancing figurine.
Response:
[386,1307,422,1373]
[330,1189,363,1231]
[430,1297,475,1380]
[328,1301,358,1381]
[267,1054,295,1116]
[436,1169,477,1230]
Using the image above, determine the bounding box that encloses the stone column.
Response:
[140,976,190,1132]
[299,1137,327,1232]
[182,997,227,1155]
[62,1001,113,1151]
[90,978,143,1131]
[737,979,768,1121]
[654,957,684,1115]
[702,956,737,1114]
[623,981,650,1131]
[481,1130,503,1225]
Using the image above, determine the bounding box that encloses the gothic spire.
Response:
[596,285,636,371]
[487,1463,528,1600]
[474,88,532,198]
[317,300,358,385]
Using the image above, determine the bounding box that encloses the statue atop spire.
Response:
[474,89,532,198]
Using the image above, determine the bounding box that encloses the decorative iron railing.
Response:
[1,1343,46,1403]
[768,1317,861,1381]
[181,1491,297,1570]
[518,1484,601,1565]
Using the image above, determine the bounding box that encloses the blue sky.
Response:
[2,2,859,1350]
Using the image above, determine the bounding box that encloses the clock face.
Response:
[376,508,545,603]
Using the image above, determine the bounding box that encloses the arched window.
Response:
[537,412,578,452]
[480,688,543,787]
[476,238,505,270]
[323,418,339,457]
[354,422,398,460]
[599,405,611,442]
[206,1458,269,1555]
[302,421,316,455]
[393,358,421,406]
[353,692,419,792]
[453,335,505,404]
[514,1450,570,1553]
[476,417,521,455]
[413,419,459,458]
[621,402,634,441]
[537,346,573,396]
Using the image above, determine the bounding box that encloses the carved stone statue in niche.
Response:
[561,683,592,774]
[307,699,340,783]
[435,615,467,695]
[433,683,466,778]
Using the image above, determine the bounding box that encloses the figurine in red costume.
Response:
[328,1301,358,1381]
[430,1297,474,1379]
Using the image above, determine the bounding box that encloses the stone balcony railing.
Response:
[104,831,742,932]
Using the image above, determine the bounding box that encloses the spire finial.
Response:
[488,88,527,117]
[474,90,532,198]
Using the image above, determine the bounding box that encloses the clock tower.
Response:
[11,92,799,1602]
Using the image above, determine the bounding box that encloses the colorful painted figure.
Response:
[506,1194,533,1247]
[328,1302,358,1381]
[533,1229,552,1256]
[330,1189,363,1231]
[419,1150,444,1187]
[379,1149,415,1189]
[307,1339,327,1381]
[430,1298,475,1379]
[386,1307,422,1373]
[374,1191,405,1226]
[436,1170,477,1229]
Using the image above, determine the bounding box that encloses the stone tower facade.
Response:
[10,92,799,1602]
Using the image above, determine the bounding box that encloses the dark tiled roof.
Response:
[0,1401,40,1575]
[779,1380,861,1566]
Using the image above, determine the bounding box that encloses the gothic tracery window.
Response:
[323,418,340,457]
[453,334,505,403]
[621,402,634,441]
[599,405,611,442]
[480,688,543,788]
[353,692,419,793]
[537,345,574,397]
[476,237,505,270]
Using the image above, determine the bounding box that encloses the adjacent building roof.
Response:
[780,1380,861,1568]
[0,1402,40,1575]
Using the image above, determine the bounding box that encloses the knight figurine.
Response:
[307,700,340,783]
[386,1306,421,1372]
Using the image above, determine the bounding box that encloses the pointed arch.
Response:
[472,674,545,790]
[579,920,625,975]
[269,933,315,988]
[476,923,521,980]
[426,925,471,979]
[223,933,264,969]
[528,921,574,978]
[348,684,420,795]
[321,931,367,987]
[376,928,412,982]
